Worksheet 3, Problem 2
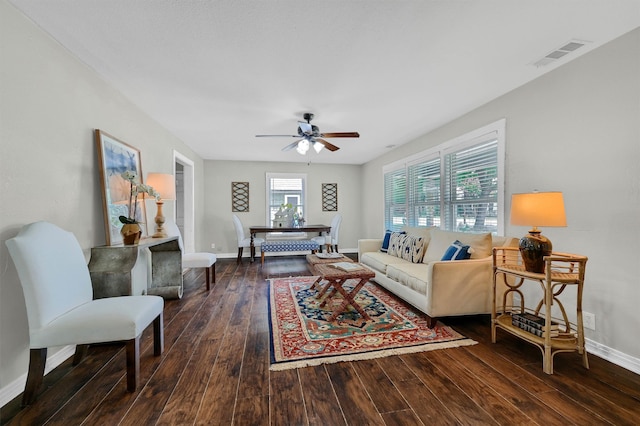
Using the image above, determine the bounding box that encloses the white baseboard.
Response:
[0,345,75,407]
[586,338,640,375]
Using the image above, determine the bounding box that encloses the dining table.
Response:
[248,224,331,262]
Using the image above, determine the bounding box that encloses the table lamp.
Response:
[146,173,176,238]
[510,191,567,273]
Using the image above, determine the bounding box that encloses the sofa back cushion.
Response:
[400,226,434,241]
[423,229,493,263]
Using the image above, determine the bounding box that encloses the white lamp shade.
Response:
[146,173,176,200]
[510,192,567,227]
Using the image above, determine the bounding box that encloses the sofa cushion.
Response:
[360,251,407,274]
[424,229,492,263]
[386,263,429,295]
[400,226,435,240]
[441,240,473,260]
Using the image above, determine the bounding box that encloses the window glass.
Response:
[266,173,306,225]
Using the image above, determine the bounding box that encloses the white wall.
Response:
[0,0,205,393]
[362,28,640,367]
[203,160,362,257]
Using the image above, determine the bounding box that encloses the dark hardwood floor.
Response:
[2,255,639,425]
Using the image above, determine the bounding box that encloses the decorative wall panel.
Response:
[322,183,338,211]
[232,182,249,212]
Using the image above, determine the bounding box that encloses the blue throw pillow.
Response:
[380,230,392,252]
[441,240,472,261]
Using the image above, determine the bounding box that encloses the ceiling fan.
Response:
[256,113,359,154]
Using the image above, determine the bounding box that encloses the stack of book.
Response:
[511,312,559,338]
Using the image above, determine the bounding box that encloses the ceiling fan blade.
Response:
[316,138,340,152]
[320,132,360,138]
[282,140,302,151]
[256,134,299,138]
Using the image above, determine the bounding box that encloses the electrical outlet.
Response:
[583,311,596,330]
[210,243,215,249]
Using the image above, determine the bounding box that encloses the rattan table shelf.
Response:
[491,247,589,374]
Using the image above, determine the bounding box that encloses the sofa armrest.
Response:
[358,239,383,260]
[426,256,495,317]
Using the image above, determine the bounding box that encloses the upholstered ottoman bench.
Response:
[261,240,320,265]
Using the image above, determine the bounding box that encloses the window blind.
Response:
[383,121,503,235]
[443,139,498,232]
[384,168,406,231]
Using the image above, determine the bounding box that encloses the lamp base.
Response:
[152,200,167,238]
[519,230,552,273]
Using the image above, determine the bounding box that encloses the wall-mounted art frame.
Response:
[232,181,250,212]
[322,183,338,211]
[95,129,148,245]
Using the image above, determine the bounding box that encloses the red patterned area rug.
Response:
[268,276,476,371]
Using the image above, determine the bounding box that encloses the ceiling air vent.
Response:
[531,39,590,68]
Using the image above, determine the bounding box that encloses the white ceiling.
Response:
[9,1,640,164]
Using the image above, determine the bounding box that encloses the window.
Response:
[266,173,307,225]
[383,120,505,234]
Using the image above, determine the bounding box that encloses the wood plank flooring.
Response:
[2,255,639,425]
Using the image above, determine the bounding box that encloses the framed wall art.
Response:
[95,129,148,245]
[232,181,250,212]
[322,183,338,211]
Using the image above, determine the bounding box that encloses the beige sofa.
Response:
[358,227,518,327]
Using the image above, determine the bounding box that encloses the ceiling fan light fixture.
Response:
[296,139,310,155]
[313,141,324,153]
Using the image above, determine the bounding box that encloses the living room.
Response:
[1,0,639,416]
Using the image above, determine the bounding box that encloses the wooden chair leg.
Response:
[261,251,265,266]
[126,337,141,392]
[212,263,216,283]
[205,267,210,291]
[153,313,164,356]
[22,348,47,406]
[237,247,243,264]
[73,344,89,365]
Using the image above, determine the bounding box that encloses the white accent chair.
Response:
[233,214,264,264]
[164,220,216,290]
[5,221,164,405]
[312,213,342,253]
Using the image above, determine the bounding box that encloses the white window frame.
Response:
[265,172,308,226]
[382,119,506,235]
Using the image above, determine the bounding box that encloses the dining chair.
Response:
[5,221,164,405]
[163,220,216,290]
[312,213,342,253]
[232,214,264,263]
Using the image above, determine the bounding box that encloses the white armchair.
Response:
[164,220,216,290]
[233,214,264,264]
[5,221,164,405]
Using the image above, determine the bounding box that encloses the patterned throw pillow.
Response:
[388,232,408,257]
[400,235,426,263]
[441,240,473,261]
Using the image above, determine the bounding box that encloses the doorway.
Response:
[173,150,195,253]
